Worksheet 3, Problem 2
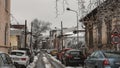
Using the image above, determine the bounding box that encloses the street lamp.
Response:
[66,7,79,46]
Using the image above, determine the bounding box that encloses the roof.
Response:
[10,28,19,30]
[80,0,115,22]
[10,28,22,35]
[67,33,85,37]
[11,25,25,29]
[80,8,97,21]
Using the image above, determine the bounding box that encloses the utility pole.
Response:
[30,22,33,49]
[25,20,27,48]
[61,21,63,50]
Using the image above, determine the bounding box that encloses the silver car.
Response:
[84,50,120,68]
[0,52,16,68]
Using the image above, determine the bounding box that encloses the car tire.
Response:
[22,65,26,68]
[60,58,63,64]
[81,63,84,67]
[27,61,30,66]
[65,60,69,66]
[95,66,97,68]
[83,64,87,68]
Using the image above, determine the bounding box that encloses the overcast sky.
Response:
[11,0,90,30]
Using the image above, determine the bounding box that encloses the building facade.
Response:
[80,0,120,53]
[0,0,11,53]
[10,25,29,49]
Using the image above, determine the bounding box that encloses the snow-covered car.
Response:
[0,51,16,68]
[10,50,30,67]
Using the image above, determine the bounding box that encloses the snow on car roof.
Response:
[11,50,26,53]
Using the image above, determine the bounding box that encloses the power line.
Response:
[5,8,20,25]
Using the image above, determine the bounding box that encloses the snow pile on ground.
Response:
[48,54,62,64]
[66,67,82,68]
[27,54,39,68]
[43,54,53,68]
[43,57,52,68]
[48,54,83,68]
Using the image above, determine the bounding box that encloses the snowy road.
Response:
[34,51,83,68]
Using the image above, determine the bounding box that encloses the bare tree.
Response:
[31,19,51,49]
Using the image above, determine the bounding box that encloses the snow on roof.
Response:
[10,28,19,30]
[67,33,85,37]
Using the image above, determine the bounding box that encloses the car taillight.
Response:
[103,59,109,65]
[21,58,26,61]
[66,54,72,58]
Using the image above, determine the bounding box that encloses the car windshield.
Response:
[11,52,24,56]
[104,52,120,58]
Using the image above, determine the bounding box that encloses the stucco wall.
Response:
[0,0,11,53]
[10,35,18,47]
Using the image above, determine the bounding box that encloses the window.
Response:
[5,54,13,64]
[104,52,120,58]
[1,54,12,64]
[11,52,24,56]
[93,52,103,58]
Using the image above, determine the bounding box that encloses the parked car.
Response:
[0,51,16,68]
[56,48,72,62]
[84,50,120,68]
[50,49,58,56]
[10,50,30,68]
[62,49,86,66]
[18,48,34,63]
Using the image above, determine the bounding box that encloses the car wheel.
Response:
[83,64,87,68]
[81,63,84,67]
[26,61,30,66]
[65,60,69,66]
[22,65,26,68]
[95,66,97,68]
[61,59,64,64]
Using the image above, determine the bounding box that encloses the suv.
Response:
[18,48,34,63]
[62,49,86,66]
[0,52,16,68]
[10,50,30,67]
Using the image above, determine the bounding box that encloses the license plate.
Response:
[13,58,19,60]
[74,57,80,59]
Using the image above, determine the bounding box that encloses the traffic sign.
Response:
[111,33,120,44]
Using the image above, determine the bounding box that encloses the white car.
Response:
[10,50,30,67]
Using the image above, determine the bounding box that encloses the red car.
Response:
[56,48,72,63]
